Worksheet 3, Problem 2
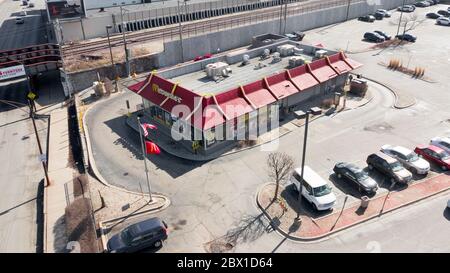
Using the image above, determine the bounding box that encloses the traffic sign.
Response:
[27,91,37,101]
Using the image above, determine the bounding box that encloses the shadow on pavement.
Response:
[104,114,206,178]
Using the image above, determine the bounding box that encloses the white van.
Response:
[290,166,336,211]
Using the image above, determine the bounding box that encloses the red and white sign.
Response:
[0,65,26,81]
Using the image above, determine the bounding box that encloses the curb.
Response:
[351,73,416,109]
[256,177,450,242]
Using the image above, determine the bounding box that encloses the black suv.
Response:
[366,153,412,184]
[358,15,375,22]
[333,162,378,194]
[396,33,417,42]
[107,217,168,253]
[364,32,385,43]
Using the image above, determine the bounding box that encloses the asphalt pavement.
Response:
[0,0,48,50]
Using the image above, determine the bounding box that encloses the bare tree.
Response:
[390,13,425,35]
[267,152,294,202]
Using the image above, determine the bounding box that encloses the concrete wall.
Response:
[58,0,417,42]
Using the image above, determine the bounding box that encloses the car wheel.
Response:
[153,240,162,248]
[337,173,342,179]
[312,202,318,211]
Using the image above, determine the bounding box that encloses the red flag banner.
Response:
[145,141,161,155]
[140,123,157,137]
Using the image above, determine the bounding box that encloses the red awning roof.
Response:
[242,81,277,108]
[215,88,254,120]
[289,65,320,91]
[266,72,299,99]
[308,58,338,82]
[328,53,353,74]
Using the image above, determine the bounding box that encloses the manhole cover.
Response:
[363,122,394,133]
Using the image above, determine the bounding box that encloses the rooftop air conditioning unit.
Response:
[242,54,250,66]
[277,44,296,57]
[315,49,327,59]
[272,52,281,63]
[205,62,230,79]
[260,49,270,60]
[293,48,304,56]
[288,56,305,68]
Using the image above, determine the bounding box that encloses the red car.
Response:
[414,145,450,171]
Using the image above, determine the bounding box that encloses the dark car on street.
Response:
[366,152,413,184]
[374,30,391,40]
[426,12,441,19]
[358,15,375,22]
[333,162,378,194]
[107,217,168,253]
[374,11,385,20]
[363,32,385,43]
[396,33,417,42]
[437,10,450,17]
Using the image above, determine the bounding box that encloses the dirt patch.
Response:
[65,198,99,253]
[73,174,89,198]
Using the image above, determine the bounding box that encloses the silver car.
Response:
[381,145,430,174]
[431,137,450,154]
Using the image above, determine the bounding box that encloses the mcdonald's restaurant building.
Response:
[128,47,362,156]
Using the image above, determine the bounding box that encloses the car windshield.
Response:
[120,228,133,245]
[313,185,332,197]
[390,161,404,172]
[406,152,419,162]
[437,151,450,160]
[355,171,369,181]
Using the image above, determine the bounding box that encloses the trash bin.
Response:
[360,196,370,208]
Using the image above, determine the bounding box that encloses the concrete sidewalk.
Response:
[257,172,450,241]
[44,107,72,253]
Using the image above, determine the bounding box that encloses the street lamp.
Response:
[396,0,406,36]
[105,25,119,93]
[120,5,130,77]
[295,107,322,220]
[176,0,186,62]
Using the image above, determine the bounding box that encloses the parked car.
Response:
[414,1,430,7]
[358,15,375,22]
[374,11,385,20]
[366,152,413,184]
[107,217,168,253]
[28,2,34,8]
[414,145,450,171]
[424,0,436,5]
[376,9,391,17]
[18,11,27,16]
[426,12,441,19]
[290,166,336,211]
[381,145,430,174]
[364,32,385,42]
[15,17,24,24]
[374,30,391,40]
[396,33,417,42]
[437,10,450,17]
[398,5,415,12]
[430,137,450,154]
[333,162,378,194]
[436,16,450,25]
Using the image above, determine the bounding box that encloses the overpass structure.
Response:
[0,43,62,78]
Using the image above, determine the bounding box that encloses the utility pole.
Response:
[279,0,284,34]
[177,0,185,62]
[137,116,153,202]
[283,0,288,34]
[105,25,119,93]
[396,0,406,36]
[120,5,130,77]
[296,112,309,220]
[345,0,351,21]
